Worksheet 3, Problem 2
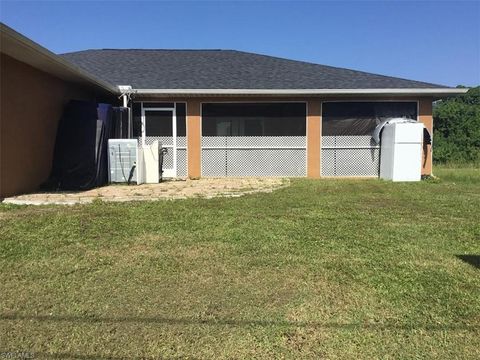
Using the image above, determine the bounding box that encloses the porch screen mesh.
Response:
[202,103,306,136]
[322,102,417,177]
[322,102,417,136]
[202,103,307,177]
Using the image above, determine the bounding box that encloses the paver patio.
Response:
[2,178,289,205]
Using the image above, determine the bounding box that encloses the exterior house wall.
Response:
[133,96,434,179]
[186,99,201,178]
[307,99,321,178]
[0,54,100,197]
[418,98,433,175]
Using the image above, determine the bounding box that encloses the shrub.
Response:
[433,86,480,164]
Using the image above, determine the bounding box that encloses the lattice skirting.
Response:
[321,136,380,177]
[176,148,187,177]
[137,135,380,178]
[201,136,306,177]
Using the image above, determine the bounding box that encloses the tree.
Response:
[433,86,480,164]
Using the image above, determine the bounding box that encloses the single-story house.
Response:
[0,23,467,197]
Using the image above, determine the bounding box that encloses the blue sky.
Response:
[1,0,479,87]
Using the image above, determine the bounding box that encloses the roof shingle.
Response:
[59,49,448,89]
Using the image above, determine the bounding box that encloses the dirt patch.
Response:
[2,178,289,205]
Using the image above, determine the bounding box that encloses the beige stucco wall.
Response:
[0,54,100,197]
[307,99,322,178]
[186,99,201,179]
[418,98,433,175]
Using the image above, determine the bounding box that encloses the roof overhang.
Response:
[0,23,118,94]
[132,88,468,97]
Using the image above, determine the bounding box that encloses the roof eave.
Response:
[132,88,468,97]
[0,23,118,94]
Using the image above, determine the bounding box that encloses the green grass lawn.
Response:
[1,167,479,359]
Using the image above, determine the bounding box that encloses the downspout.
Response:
[118,85,135,138]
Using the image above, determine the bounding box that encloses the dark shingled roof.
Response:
[59,49,447,89]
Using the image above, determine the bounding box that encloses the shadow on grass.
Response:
[17,353,126,360]
[1,313,477,331]
[3,314,478,359]
[456,254,480,269]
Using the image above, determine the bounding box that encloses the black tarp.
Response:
[46,100,115,191]
[111,107,129,138]
[95,103,114,187]
[49,100,98,190]
[322,102,418,136]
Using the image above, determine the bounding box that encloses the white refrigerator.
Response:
[380,122,424,182]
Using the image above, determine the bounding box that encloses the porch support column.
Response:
[419,98,433,176]
[307,99,321,178]
[187,99,201,179]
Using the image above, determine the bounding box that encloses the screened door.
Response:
[142,108,176,178]
[133,102,187,178]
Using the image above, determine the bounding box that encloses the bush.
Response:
[433,86,480,164]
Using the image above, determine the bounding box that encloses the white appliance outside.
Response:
[141,140,160,184]
[108,139,138,183]
[380,122,424,182]
[136,146,145,185]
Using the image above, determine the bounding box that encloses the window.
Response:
[202,103,306,136]
[322,102,417,136]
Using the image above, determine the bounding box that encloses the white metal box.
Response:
[108,139,138,183]
[380,122,423,182]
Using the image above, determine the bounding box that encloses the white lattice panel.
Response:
[321,135,380,177]
[202,149,227,177]
[336,148,379,176]
[162,148,174,169]
[176,136,187,148]
[177,149,187,177]
[322,136,379,148]
[144,136,173,146]
[321,149,336,177]
[202,137,227,148]
[201,136,306,177]
[227,149,306,176]
[226,136,306,148]
[322,148,380,176]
